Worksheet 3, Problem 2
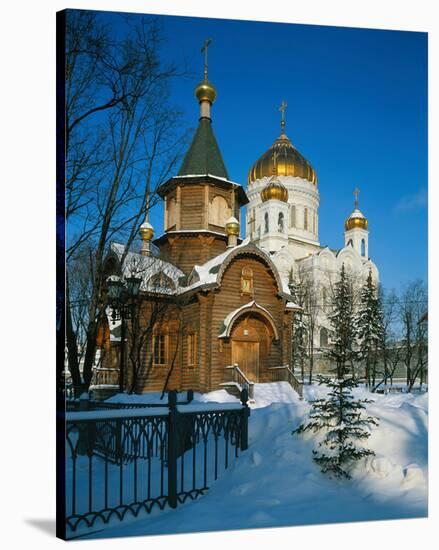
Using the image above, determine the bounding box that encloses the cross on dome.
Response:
[279,100,288,134]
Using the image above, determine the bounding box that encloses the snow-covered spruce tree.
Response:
[327,263,358,379]
[289,274,308,379]
[293,264,379,479]
[355,269,384,388]
[293,375,378,478]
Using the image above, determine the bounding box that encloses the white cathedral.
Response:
[245,104,379,350]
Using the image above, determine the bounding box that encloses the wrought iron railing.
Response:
[269,365,304,398]
[224,364,255,400]
[64,389,250,536]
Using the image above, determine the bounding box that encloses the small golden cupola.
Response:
[345,188,368,231]
[260,149,289,203]
[249,100,317,185]
[261,175,289,203]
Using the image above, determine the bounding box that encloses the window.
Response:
[290,205,296,228]
[241,266,253,295]
[320,327,329,348]
[209,195,230,227]
[153,333,167,365]
[313,211,316,234]
[149,272,175,292]
[361,239,366,257]
[278,212,284,232]
[187,333,197,367]
[347,239,353,247]
[322,287,327,313]
[264,212,269,234]
[304,208,309,231]
[167,198,176,229]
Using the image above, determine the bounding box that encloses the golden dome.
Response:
[248,132,317,185]
[195,79,217,104]
[139,221,154,241]
[345,209,368,231]
[225,216,240,236]
[261,176,289,203]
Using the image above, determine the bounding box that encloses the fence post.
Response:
[167,390,178,509]
[187,389,194,403]
[240,388,249,451]
[77,392,90,456]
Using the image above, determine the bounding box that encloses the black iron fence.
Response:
[65,389,250,535]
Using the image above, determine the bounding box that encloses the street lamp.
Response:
[106,275,142,393]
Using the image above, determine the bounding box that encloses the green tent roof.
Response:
[178,118,229,179]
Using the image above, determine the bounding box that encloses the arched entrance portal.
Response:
[230,312,274,382]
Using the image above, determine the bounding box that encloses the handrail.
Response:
[225,364,255,400]
[269,365,304,398]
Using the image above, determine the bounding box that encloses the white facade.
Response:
[245,172,379,350]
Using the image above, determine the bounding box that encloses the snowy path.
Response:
[83,383,428,539]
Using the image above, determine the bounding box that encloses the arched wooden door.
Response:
[230,313,272,382]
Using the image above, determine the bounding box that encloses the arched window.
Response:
[264,212,269,234]
[148,272,176,292]
[347,239,353,247]
[167,197,176,229]
[241,266,253,295]
[304,208,309,231]
[209,195,230,227]
[290,205,296,228]
[320,327,329,348]
[278,212,284,233]
[361,239,366,257]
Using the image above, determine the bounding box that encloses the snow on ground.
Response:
[84,382,428,539]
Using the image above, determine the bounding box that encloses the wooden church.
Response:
[99,52,300,397]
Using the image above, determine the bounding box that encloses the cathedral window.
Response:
[241,266,254,295]
[304,208,309,231]
[361,239,366,257]
[322,287,328,312]
[264,212,269,234]
[290,205,296,228]
[319,327,329,348]
[278,212,284,233]
[209,195,230,227]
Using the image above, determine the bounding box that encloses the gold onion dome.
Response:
[261,175,289,203]
[139,221,154,241]
[225,216,240,236]
[195,79,217,104]
[248,132,317,185]
[345,208,368,231]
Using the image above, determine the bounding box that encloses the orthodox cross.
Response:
[279,100,288,133]
[201,38,212,79]
[353,187,360,208]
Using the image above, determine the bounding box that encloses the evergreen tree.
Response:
[289,274,308,379]
[327,264,358,379]
[355,269,384,388]
[293,265,379,479]
[293,375,378,478]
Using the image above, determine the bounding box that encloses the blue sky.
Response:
[107,12,428,292]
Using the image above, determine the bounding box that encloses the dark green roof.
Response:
[178,118,229,179]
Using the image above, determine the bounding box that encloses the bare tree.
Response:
[399,280,428,392]
[64,11,188,395]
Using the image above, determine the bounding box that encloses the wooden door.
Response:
[232,340,259,381]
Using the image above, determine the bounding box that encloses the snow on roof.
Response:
[110,242,185,295]
[218,300,280,339]
[172,173,244,188]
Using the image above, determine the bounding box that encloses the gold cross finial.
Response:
[201,38,212,80]
[279,100,288,133]
[353,187,360,208]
